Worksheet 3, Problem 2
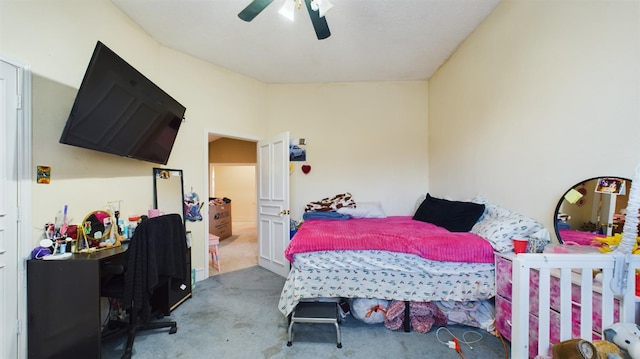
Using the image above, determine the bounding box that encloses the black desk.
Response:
[27,245,191,359]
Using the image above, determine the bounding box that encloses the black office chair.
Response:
[101,213,188,359]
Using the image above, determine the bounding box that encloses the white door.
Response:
[601,193,616,236]
[257,132,290,277]
[1,59,20,358]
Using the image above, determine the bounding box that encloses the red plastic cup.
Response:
[513,239,528,254]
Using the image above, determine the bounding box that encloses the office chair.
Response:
[101,213,188,359]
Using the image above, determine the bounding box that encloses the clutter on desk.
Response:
[31,239,54,259]
[126,215,142,240]
[31,205,76,259]
[75,210,123,252]
[30,204,151,259]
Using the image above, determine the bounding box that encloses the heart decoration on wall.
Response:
[301,165,311,174]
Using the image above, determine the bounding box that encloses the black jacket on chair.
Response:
[122,213,188,321]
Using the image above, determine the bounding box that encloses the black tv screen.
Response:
[60,41,186,165]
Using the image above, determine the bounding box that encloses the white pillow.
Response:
[337,201,387,218]
[470,195,544,253]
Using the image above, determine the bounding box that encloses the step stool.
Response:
[208,234,220,272]
[287,301,342,348]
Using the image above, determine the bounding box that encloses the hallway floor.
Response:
[209,220,257,276]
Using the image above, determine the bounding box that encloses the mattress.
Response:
[278,250,495,316]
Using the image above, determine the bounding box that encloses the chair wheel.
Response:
[337,343,342,349]
[287,341,292,347]
[169,325,177,334]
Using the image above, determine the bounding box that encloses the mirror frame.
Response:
[554,176,631,243]
[152,168,185,224]
[77,209,122,252]
[81,210,112,241]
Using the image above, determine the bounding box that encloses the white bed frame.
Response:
[511,252,640,358]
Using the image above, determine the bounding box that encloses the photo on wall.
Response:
[595,177,626,195]
[289,138,307,162]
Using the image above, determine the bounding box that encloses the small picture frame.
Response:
[37,165,51,184]
[289,138,307,162]
[595,177,626,195]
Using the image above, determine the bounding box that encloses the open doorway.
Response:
[207,134,258,277]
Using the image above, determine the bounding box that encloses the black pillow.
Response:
[413,193,485,232]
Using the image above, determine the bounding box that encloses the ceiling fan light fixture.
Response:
[278,0,296,21]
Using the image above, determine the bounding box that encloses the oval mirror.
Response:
[81,210,113,244]
[554,177,631,244]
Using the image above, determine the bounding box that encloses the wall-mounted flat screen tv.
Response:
[59,41,186,165]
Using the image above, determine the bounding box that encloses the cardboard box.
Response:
[209,203,232,239]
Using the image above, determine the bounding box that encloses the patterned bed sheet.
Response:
[278,250,495,316]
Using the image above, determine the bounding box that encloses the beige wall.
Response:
[1,0,268,274]
[209,138,257,163]
[428,0,640,239]
[211,165,257,222]
[267,82,430,220]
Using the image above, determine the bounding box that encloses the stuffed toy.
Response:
[604,322,640,359]
[552,339,598,359]
[183,191,203,222]
[592,340,623,359]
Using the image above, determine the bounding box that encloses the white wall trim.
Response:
[1,52,33,359]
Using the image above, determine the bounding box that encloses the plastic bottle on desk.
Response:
[119,219,128,239]
[120,219,129,240]
[128,216,140,239]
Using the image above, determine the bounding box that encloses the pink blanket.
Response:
[558,229,605,246]
[285,216,494,263]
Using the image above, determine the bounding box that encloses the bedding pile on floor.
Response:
[384,301,448,333]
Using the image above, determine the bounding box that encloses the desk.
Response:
[27,245,191,359]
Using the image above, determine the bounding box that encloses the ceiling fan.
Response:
[238,0,332,40]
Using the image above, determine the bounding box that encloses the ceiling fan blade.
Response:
[304,0,331,40]
[238,0,275,22]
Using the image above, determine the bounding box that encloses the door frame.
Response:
[1,53,33,359]
[202,129,260,281]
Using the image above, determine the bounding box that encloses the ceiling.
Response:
[112,0,501,84]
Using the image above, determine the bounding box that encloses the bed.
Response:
[278,216,496,316]
[278,194,549,333]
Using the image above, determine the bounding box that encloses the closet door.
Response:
[0,58,21,359]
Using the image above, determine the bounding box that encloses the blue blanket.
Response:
[302,211,351,221]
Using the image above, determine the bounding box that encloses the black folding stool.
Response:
[287,301,342,348]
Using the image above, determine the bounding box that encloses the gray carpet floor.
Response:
[102,266,511,359]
